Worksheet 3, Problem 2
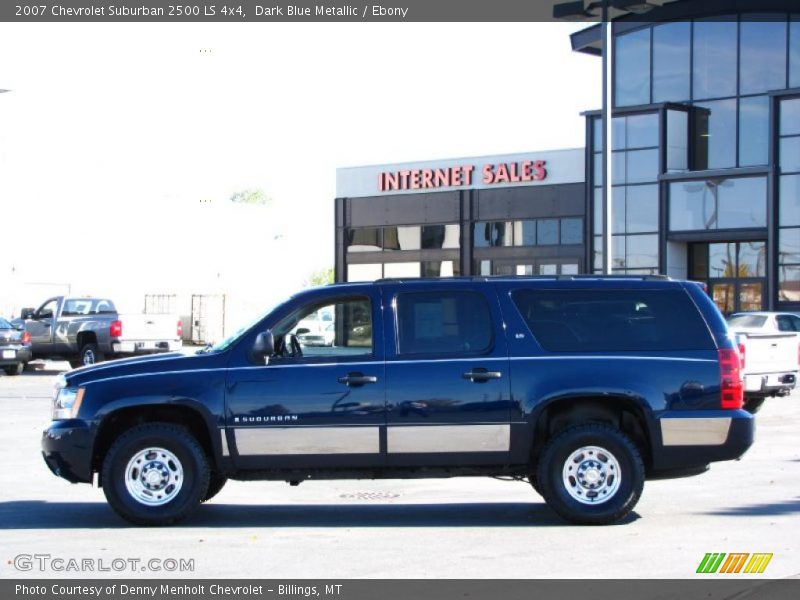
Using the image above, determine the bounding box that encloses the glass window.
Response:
[693,18,738,100]
[780,97,800,136]
[738,241,766,277]
[727,314,768,328]
[780,137,800,173]
[625,234,658,268]
[420,224,460,250]
[383,262,421,278]
[653,21,691,102]
[593,188,603,235]
[778,264,800,302]
[383,226,421,251]
[593,152,604,186]
[611,235,626,270]
[396,291,493,356]
[791,16,800,88]
[592,117,602,152]
[615,28,651,107]
[347,263,382,282]
[513,221,537,246]
[474,222,512,248]
[739,96,770,167]
[593,235,603,270]
[278,297,373,358]
[717,177,767,229]
[612,187,626,234]
[694,99,737,170]
[690,243,709,279]
[511,289,715,352]
[625,113,659,149]
[670,177,767,231]
[738,282,763,312]
[780,175,800,227]
[776,315,796,331]
[611,152,626,185]
[666,109,689,172]
[612,116,626,150]
[478,260,491,276]
[709,243,736,278]
[739,17,787,95]
[626,149,659,183]
[347,228,382,253]
[421,260,460,278]
[779,227,800,264]
[560,218,583,245]
[537,219,559,245]
[625,184,659,233]
[712,283,735,314]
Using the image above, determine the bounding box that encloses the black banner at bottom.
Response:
[3,580,800,600]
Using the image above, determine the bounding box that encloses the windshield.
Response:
[198,297,292,354]
[0,317,12,329]
[727,314,767,329]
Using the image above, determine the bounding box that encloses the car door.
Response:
[382,282,513,467]
[26,298,58,354]
[225,287,386,470]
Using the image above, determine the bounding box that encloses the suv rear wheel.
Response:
[101,423,210,525]
[536,423,644,525]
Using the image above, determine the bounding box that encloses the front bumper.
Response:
[651,410,754,473]
[41,420,94,483]
[0,345,32,365]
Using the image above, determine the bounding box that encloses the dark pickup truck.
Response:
[42,276,753,526]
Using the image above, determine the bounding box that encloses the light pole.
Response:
[553,1,667,274]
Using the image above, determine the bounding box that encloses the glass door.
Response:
[691,242,766,315]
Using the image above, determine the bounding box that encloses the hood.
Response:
[65,350,225,386]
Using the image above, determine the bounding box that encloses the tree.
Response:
[229,189,271,206]
[305,267,334,288]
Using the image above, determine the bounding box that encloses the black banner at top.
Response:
[2,0,583,23]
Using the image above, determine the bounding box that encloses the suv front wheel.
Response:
[536,423,644,525]
[101,423,210,525]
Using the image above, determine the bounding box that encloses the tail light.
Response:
[21,331,31,345]
[177,320,183,338]
[738,341,746,371]
[719,348,743,410]
[110,320,123,338]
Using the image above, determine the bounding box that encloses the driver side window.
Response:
[274,296,373,359]
[37,299,58,319]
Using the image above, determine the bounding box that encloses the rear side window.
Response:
[396,291,493,355]
[511,289,715,352]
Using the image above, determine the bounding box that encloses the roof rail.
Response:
[372,274,672,283]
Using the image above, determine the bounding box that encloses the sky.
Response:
[0,22,600,321]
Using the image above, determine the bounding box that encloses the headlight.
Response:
[52,374,67,400]
[52,387,85,420]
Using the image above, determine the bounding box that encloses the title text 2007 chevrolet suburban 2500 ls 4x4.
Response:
[42,276,753,526]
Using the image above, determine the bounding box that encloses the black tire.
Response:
[101,423,210,526]
[3,363,23,376]
[536,423,645,525]
[744,397,766,414]
[202,473,228,502]
[78,343,104,367]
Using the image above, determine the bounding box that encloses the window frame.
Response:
[392,290,496,358]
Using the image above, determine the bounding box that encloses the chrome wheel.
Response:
[82,348,95,365]
[562,445,621,505]
[124,447,184,506]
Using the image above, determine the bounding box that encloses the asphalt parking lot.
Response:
[0,362,798,579]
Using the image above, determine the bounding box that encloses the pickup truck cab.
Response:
[18,296,182,368]
[42,276,754,526]
[726,311,800,413]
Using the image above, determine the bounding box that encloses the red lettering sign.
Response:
[382,160,546,192]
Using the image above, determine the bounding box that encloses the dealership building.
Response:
[335,0,800,315]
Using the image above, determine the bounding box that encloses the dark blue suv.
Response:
[42,276,753,525]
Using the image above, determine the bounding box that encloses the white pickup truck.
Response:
[727,312,799,413]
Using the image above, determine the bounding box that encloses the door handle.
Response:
[463,368,502,382]
[337,372,378,386]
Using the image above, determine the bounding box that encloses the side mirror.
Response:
[250,330,274,363]
[21,308,35,320]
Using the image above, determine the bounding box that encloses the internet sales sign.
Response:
[378,160,547,192]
